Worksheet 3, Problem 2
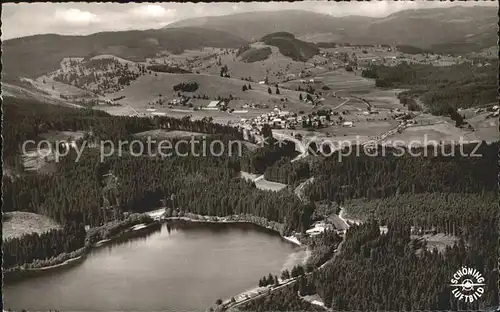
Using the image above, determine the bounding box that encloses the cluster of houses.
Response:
[475,105,500,117]
[239,108,298,130]
[460,105,499,118]
[238,107,355,132]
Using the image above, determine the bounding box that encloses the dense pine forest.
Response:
[240,140,298,174]
[263,157,311,185]
[312,220,498,311]
[305,144,497,201]
[239,283,326,312]
[298,144,498,311]
[3,96,498,311]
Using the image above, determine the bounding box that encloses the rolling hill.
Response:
[3,27,247,80]
[107,73,308,108]
[260,32,319,62]
[166,6,497,53]
[236,32,319,63]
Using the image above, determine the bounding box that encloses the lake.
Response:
[3,221,307,311]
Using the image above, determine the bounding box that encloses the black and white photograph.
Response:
[1,1,499,311]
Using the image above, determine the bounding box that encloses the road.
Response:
[332,97,351,110]
[294,177,314,203]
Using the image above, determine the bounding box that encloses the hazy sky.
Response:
[2,1,497,40]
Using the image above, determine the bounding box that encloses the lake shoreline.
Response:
[4,211,306,284]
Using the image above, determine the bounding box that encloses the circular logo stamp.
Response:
[450,266,485,303]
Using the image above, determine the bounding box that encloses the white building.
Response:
[151,112,167,117]
[207,100,221,108]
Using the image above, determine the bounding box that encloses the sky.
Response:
[2,1,497,40]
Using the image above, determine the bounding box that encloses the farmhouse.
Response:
[97,99,113,105]
[205,100,223,110]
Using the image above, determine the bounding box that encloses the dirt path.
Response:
[294,177,314,203]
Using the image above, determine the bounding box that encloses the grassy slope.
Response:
[109,73,310,109]
[3,212,61,241]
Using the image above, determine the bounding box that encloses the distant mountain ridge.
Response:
[3,27,247,80]
[166,10,371,42]
[166,6,497,52]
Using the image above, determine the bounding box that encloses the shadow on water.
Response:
[5,223,163,284]
[92,222,163,253]
[165,219,278,236]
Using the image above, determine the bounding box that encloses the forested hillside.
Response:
[295,142,498,310]
[305,144,497,201]
[3,97,315,271]
[362,61,498,115]
[312,220,497,310]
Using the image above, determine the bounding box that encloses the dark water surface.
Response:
[4,221,307,311]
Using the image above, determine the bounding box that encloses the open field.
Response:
[315,71,374,92]
[300,294,326,308]
[3,211,61,241]
[328,214,349,231]
[281,69,375,99]
[30,76,96,99]
[22,146,57,173]
[412,233,460,253]
[97,105,139,116]
[274,117,399,142]
[192,44,328,84]
[133,129,207,139]
[254,179,288,192]
[109,73,306,107]
[40,130,85,142]
[464,112,499,142]
[240,171,288,192]
[104,72,345,122]
[349,89,407,110]
[149,44,328,86]
[383,122,477,145]
[2,83,85,109]
[147,47,223,65]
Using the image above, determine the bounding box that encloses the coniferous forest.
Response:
[2,95,498,311]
